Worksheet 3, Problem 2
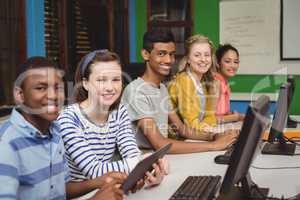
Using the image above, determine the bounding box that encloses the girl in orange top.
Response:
[215,44,244,123]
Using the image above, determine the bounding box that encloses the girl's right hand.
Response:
[212,129,239,150]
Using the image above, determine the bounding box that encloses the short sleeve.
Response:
[122,84,156,121]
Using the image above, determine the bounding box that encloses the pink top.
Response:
[214,73,231,116]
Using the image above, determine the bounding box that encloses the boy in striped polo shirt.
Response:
[0,57,125,200]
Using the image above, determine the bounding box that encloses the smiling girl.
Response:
[214,44,244,123]
[168,34,217,135]
[57,50,165,187]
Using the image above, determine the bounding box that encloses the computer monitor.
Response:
[286,75,298,128]
[261,82,296,155]
[217,95,270,200]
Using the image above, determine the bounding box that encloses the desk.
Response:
[71,120,300,200]
[126,145,300,200]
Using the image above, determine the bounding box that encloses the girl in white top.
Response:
[58,50,166,187]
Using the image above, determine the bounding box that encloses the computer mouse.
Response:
[214,154,230,165]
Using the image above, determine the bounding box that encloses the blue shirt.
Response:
[0,109,69,200]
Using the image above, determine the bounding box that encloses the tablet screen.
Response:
[121,143,172,192]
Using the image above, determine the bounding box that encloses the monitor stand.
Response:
[262,132,296,155]
[261,142,296,155]
[217,173,269,200]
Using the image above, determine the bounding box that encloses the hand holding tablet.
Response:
[121,143,172,192]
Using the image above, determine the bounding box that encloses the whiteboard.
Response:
[220,0,300,75]
[281,0,300,59]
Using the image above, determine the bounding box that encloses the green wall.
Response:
[193,0,219,48]
[135,0,147,62]
[135,0,299,114]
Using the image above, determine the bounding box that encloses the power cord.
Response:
[252,184,285,200]
[251,165,300,170]
[283,136,300,147]
[252,184,300,200]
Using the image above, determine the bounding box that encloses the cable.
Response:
[252,184,269,200]
[253,184,300,200]
[252,184,285,200]
[283,136,300,146]
[289,137,300,142]
[251,165,300,170]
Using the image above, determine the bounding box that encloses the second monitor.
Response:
[261,82,296,155]
[217,95,270,200]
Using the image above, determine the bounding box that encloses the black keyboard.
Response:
[169,175,221,200]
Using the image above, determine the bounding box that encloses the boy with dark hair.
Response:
[122,29,238,153]
[0,56,125,200]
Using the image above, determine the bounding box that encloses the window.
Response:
[0,0,26,105]
[44,0,61,64]
[44,0,130,81]
[147,0,193,57]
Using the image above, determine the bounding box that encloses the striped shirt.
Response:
[0,109,69,200]
[57,103,141,181]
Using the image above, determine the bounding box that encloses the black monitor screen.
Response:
[262,82,296,155]
[268,83,290,142]
[287,75,295,106]
[286,75,298,128]
[218,95,270,199]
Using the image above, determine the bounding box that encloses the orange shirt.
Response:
[214,73,231,116]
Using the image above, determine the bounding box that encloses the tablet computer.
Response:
[121,143,172,192]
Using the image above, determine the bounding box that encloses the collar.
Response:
[214,72,230,93]
[186,69,205,95]
[214,72,228,83]
[138,77,163,89]
[9,108,60,139]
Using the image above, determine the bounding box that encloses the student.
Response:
[215,44,244,123]
[57,50,165,186]
[121,29,237,154]
[168,34,218,133]
[0,57,125,200]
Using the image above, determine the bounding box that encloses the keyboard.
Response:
[169,175,221,200]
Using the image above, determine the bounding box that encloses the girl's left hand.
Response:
[130,179,145,193]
